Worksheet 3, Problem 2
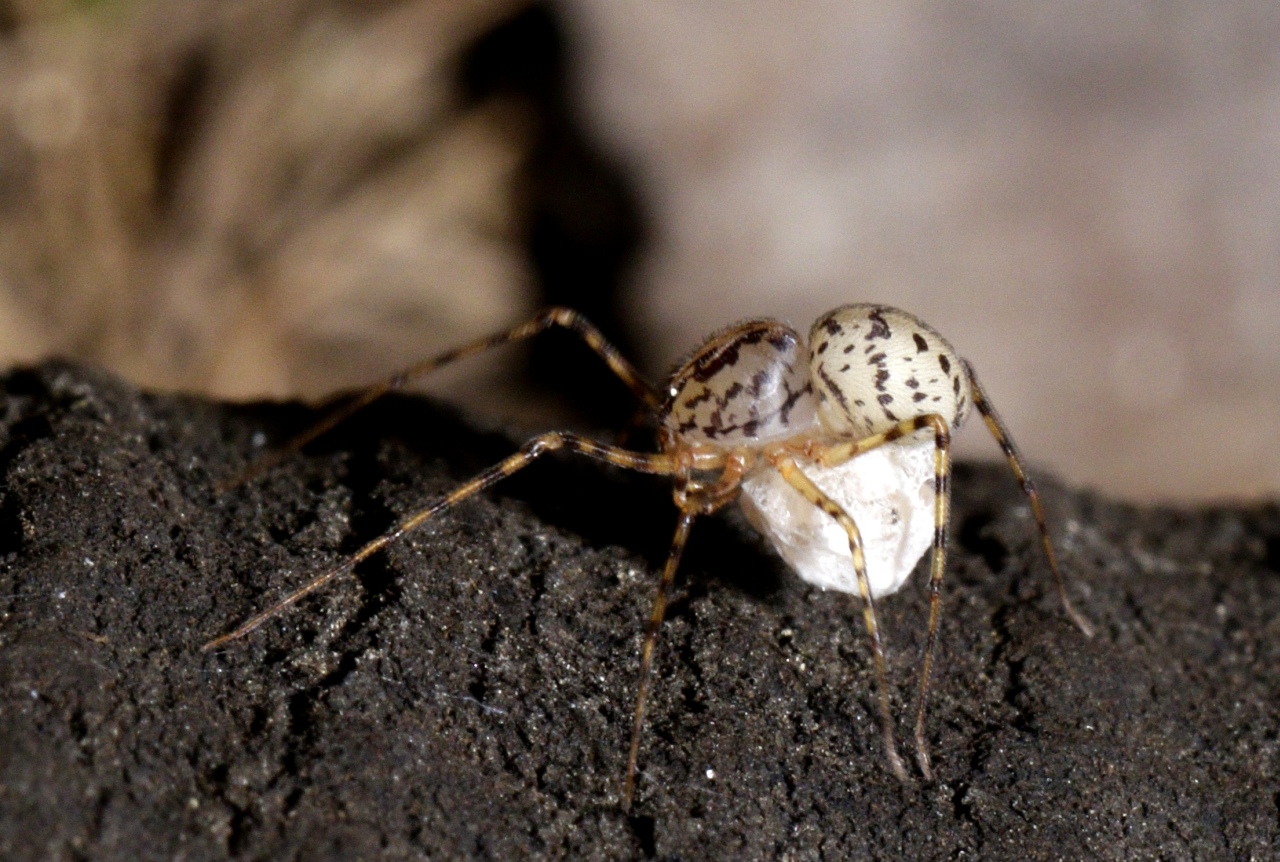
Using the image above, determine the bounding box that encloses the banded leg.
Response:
[218,307,662,491]
[770,455,909,782]
[203,432,678,651]
[803,414,954,778]
[623,510,695,808]
[623,454,750,806]
[963,360,1093,638]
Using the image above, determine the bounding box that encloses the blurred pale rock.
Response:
[3,0,1279,500]
[0,0,533,404]
[564,0,1280,500]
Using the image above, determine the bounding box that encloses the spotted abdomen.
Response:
[664,320,818,446]
[809,304,971,438]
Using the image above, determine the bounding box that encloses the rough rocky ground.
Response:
[0,362,1277,861]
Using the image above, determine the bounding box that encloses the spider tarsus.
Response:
[200,631,235,652]
[1050,559,1095,637]
[200,619,257,652]
[916,745,933,782]
[621,773,637,810]
[1063,599,1095,639]
[885,742,910,783]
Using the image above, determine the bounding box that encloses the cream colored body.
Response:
[663,305,968,599]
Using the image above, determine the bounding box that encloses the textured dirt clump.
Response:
[0,362,1278,860]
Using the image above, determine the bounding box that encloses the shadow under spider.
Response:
[227,391,789,611]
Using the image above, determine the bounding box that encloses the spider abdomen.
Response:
[808,304,971,439]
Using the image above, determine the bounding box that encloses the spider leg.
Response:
[800,415,956,778]
[769,455,910,783]
[962,360,1094,639]
[624,510,695,809]
[203,432,677,651]
[803,413,945,469]
[622,452,749,806]
[218,308,662,491]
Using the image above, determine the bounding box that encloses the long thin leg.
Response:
[623,510,695,808]
[799,414,955,778]
[770,455,909,782]
[621,454,750,806]
[802,413,945,470]
[912,418,951,781]
[963,360,1094,638]
[217,308,663,492]
[203,432,678,651]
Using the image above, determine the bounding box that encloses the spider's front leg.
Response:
[218,308,662,491]
[203,432,677,651]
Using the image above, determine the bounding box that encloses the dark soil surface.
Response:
[1,362,1277,861]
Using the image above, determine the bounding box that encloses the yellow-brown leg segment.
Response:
[963,361,1094,639]
[623,510,695,808]
[770,455,909,782]
[913,418,951,781]
[217,308,663,491]
[622,453,751,806]
[203,432,678,651]
[800,414,955,779]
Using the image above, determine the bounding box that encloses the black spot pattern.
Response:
[806,303,973,437]
[866,309,892,340]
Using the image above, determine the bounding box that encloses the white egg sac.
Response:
[738,433,937,599]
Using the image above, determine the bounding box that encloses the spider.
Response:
[203,304,1092,805]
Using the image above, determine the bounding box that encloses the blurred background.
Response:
[0,0,1277,501]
